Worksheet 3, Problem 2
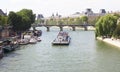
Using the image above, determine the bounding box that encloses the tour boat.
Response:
[19,39,29,45]
[52,31,71,45]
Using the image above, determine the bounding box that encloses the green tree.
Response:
[8,9,35,31]
[17,9,36,24]
[47,18,57,25]
[95,14,118,37]
[8,11,23,31]
[68,18,75,24]
[61,18,68,24]
[0,15,8,26]
[37,19,44,24]
[95,17,104,37]
[113,24,120,38]
[113,21,120,38]
[74,17,82,24]
[81,16,88,24]
[58,19,63,25]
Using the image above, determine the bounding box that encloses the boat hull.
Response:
[0,48,4,59]
[52,42,70,45]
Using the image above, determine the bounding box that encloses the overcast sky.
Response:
[0,0,120,17]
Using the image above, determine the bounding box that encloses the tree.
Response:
[17,9,35,24]
[8,9,36,31]
[95,17,104,37]
[58,19,63,25]
[95,14,118,37]
[0,15,8,26]
[68,18,75,24]
[81,16,88,24]
[37,19,44,24]
[47,18,57,25]
[113,24,120,38]
[74,17,82,25]
[113,21,120,38]
[8,11,23,31]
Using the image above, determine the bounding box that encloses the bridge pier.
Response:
[59,27,63,31]
[84,26,88,31]
[46,27,50,31]
[72,26,76,31]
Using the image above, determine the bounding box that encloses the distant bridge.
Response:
[31,24,95,31]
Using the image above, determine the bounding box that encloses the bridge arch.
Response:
[31,24,95,31]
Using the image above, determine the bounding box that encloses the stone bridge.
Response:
[31,24,95,31]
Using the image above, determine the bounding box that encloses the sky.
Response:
[0,0,120,17]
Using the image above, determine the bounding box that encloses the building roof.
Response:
[0,9,6,16]
[37,14,44,19]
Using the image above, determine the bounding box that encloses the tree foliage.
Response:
[17,9,35,24]
[0,15,8,26]
[74,17,82,24]
[8,11,22,31]
[8,9,35,31]
[113,16,120,38]
[113,22,120,38]
[81,16,88,23]
[68,18,75,24]
[95,14,118,37]
[46,18,57,25]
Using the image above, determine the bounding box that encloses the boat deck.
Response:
[52,31,71,45]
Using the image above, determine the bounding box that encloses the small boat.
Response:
[1,37,20,53]
[52,31,71,45]
[33,30,42,37]
[2,39,15,52]
[29,38,37,44]
[0,41,4,59]
[19,39,29,45]
[2,45,13,52]
[37,37,41,42]
[11,37,20,49]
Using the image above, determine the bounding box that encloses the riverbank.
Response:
[97,37,120,48]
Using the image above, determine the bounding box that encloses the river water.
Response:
[0,27,120,72]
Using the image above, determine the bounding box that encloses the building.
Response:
[84,8,94,16]
[0,9,7,38]
[0,9,6,16]
[37,14,44,20]
[99,9,106,16]
[69,8,106,18]
[0,26,13,39]
[51,13,61,19]
[99,9,106,14]
[36,14,44,24]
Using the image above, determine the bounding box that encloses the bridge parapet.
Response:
[32,24,95,27]
[31,23,95,31]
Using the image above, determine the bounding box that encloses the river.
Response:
[0,27,120,72]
